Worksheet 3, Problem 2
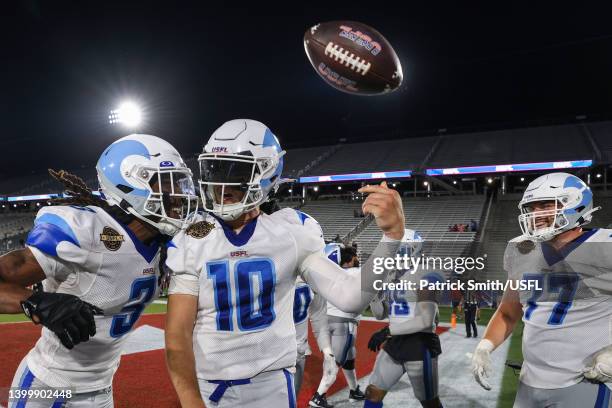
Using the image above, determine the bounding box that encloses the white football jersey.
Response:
[24,205,162,393]
[504,228,612,389]
[166,208,325,380]
[327,267,362,320]
[381,236,436,334]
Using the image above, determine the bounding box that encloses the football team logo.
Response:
[100,226,125,251]
[186,221,215,239]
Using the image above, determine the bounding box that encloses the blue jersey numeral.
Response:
[547,273,579,325]
[207,258,276,332]
[207,261,233,331]
[293,286,312,324]
[110,276,157,338]
[390,290,410,316]
[522,273,579,325]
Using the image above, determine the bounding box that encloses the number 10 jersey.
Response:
[167,209,325,381]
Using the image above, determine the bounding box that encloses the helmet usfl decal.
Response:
[100,226,125,251]
[186,221,215,239]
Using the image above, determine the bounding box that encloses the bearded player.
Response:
[164,119,405,408]
[366,229,443,408]
[0,134,197,407]
[471,172,612,407]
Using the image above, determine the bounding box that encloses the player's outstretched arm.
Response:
[0,248,101,349]
[0,248,45,313]
[165,293,205,408]
[472,288,522,390]
[481,288,522,347]
[301,182,404,313]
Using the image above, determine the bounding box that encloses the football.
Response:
[303,21,403,95]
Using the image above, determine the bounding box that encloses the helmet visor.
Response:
[199,156,258,184]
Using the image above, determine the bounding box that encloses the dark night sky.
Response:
[2,1,612,178]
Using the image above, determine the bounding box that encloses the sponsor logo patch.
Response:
[186,221,215,239]
[230,250,248,257]
[143,267,155,275]
[159,161,175,167]
[100,226,124,251]
[211,147,228,153]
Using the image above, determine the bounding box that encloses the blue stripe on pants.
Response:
[595,383,611,408]
[283,369,296,408]
[15,368,35,408]
[340,333,354,365]
[422,347,433,401]
[51,398,65,408]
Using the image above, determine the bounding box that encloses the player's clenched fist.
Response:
[358,182,404,240]
[21,291,103,349]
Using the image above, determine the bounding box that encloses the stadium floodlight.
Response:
[452,180,457,185]
[423,181,428,186]
[337,186,342,190]
[487,178,493,184]
[596,173,602,179]
[109,101,142,128]
[520,177,525,182]
[313,186,319,192]
[288,188,292,193]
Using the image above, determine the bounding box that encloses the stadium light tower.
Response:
[109,101,143,129]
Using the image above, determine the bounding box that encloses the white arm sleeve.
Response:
[308,292,331,352]
[166,230,201,297]
[301,237,401,313]
[168,274,199,297]
[389,301,437,335]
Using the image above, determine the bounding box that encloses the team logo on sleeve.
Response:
[100,226,125,251]
[186,221,215,239]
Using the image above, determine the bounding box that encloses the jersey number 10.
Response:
[207,258,276,331]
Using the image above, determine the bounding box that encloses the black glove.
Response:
[368,326,391,352]
[21,291,103,349]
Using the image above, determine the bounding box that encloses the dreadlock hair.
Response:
[48,169,134,225]
[48,169,170,282]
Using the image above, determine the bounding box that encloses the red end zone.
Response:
[0,316,448,408]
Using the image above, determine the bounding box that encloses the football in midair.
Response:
[304,21,403,95]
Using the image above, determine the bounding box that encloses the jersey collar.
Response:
[104,209,161,263]
[211,213,259,247]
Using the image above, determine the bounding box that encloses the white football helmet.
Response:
[96,134,198,236]
[518,172,599,241]
[198,119,285,221]
[324,242,343,265]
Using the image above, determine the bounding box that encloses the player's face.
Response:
[150,173,194,220]
[213,185,246,205]
[524,200,557,229]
